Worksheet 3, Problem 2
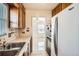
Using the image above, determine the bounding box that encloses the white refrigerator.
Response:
[51,4,79,56]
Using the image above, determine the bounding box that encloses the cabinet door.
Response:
[52,3,71,17]
[58,4,79,56]
[18,7,22,28]
[10,8,18,28]
[52,4,62,16]
[18,4,25,29]
[62,3,71,10]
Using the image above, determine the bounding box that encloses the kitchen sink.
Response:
[5,42,25,49]
[0,48,20,56]
[0,42,25,56]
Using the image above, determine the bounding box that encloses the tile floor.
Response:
[30,51,48,56]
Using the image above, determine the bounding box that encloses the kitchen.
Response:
[0,3,79,56]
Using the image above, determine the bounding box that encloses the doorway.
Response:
[32,16,46,52]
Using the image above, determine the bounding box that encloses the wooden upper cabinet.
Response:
[8,3,25,29]
[18,4,25,29]
[8,4,19,28]
[52,3,71,16]
[52,4,62,16]
[61,3,71,10]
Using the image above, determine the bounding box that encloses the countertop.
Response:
[5,35,31,56]
[9,37,27,43]
[17,36,31,56]
[6,35,31,43]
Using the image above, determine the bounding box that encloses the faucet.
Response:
[3,41,6,50]
[0,38,6,50]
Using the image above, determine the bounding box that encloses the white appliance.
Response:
[51,4,79,56]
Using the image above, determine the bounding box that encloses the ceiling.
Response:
[23,3,58,11]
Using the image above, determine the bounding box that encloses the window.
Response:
[0,4,8,37]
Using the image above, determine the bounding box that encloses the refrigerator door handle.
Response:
[68,6,75,11]
[54,17,58,56]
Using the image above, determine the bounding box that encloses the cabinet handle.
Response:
[68,6,75,11]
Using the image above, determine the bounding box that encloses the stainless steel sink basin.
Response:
[0,48,20,56]
[0,42,25,56]
[5,42,25,49]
